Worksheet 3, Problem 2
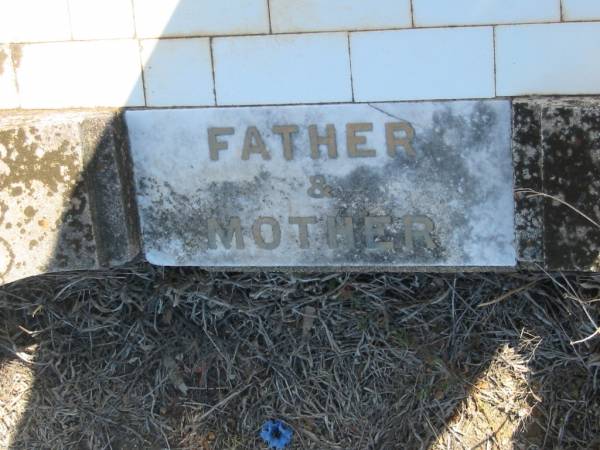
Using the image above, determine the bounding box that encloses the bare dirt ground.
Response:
[0,267,599,449]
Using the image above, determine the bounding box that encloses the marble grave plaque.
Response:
[126,101,515,269]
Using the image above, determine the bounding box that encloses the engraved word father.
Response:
[208,122,416,160]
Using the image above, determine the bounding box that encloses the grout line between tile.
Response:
[209,38,218,106]
[65,0,75,40]
[129,0,139,39]
[125,96,506,111]
[135,40,148,106]
[8,19,600,46]
[560,0,564,21]
[409,0,415,28]
[130,0,146,106]
[347,33,355,102]
[266,0,273,34]
[8,45,21,105]
[6,94,600,113]
[492,27,497,98]
[10,94,600,113]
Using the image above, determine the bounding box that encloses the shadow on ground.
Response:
[1,268,598,449]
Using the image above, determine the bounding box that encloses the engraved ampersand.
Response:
[307,175,333,199]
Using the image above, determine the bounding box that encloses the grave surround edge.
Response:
[1,98,600,285]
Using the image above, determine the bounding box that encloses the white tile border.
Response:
[3,4,600,109]
[496,21,600,96]
[132,0,270,39]
[350,27,495,102]
[270,0,412,33]
[212,32,352,106]
[413,0,561,27]
[15,40,145,109]
[140,38,215,107]
[68,0,136,40]
[562,0,600,21]
[0,0,72,44]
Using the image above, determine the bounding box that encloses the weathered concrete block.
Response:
[0,111,139,285]
[514,98,600,271]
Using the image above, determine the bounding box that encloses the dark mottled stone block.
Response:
[514,98,600,272]
[0,111,140,286]
[542,101,600,271]
[513,101,544,266]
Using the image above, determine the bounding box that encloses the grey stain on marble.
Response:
[136,173,272,264]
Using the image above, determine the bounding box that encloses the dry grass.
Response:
[0,267,599,449]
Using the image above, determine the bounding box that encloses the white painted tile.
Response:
[141,38,214,107]
[16,40,144,108]
[413,0,560,26]
[0,46,19,109]
[133,0,269,38]
[69,0,135,40]
[270,0,411,33]
[213,33,352,105]
[496,22,600,96]
[563,0,600,21]
[0,0,72,43]
[350,28,495,102]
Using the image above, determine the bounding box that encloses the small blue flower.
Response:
[260,419,293,449]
